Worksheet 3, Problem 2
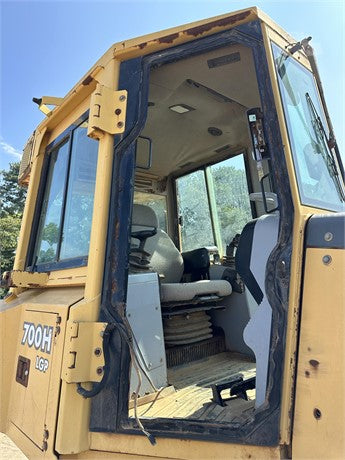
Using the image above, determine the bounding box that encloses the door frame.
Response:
[90,19,294,446]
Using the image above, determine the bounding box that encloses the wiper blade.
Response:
[305,93,345,201]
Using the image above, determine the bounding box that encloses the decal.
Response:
[35,355,49,373]
[21,322,53,354]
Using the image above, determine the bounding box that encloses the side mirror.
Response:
[247,108,269,161]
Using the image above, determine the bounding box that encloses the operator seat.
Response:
[131,204,232,305]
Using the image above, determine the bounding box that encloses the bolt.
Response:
[148,362,152,369]
[322,255,332,265]
[94,347,102,357]
[42,441,48,451]
[313,408,322,420]
[44,429,49,440]
[127,313,131,317]
[96,366,103,375]
[324,232,333,242]
[115,108,122,115]
[119,95,126,102]
[117,121,124,129]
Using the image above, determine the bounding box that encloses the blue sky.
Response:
[0,0,344,171]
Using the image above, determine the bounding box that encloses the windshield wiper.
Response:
[305,92,345,202]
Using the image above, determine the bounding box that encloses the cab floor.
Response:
[131,351,256,422]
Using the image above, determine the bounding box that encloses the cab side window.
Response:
[176,154,252,255]
[32,118,98,270]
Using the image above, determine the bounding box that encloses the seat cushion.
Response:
[160,279,232,303]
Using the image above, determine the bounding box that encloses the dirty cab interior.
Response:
[126,43,279,425]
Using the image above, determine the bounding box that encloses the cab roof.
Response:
[35,6,296,132]
[20,6,299,185]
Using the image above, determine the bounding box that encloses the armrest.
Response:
[131,228,157,252]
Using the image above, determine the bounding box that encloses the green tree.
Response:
[0,215,22,273]
[0,162,27,297]
[0,162,26,217]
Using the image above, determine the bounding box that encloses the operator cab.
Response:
[126,43,279,423]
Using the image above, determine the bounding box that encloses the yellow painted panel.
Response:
[8,307,68,452]
[7,422,54,459]
[62,451,168,460]
[1,289,83,422]
[2,287,83,458]
[0,304,22,431]
[293,247,345,459]
[90,432,281,460]
[3,287,84,309]
[9,310,57,447]
[46,266,87,287]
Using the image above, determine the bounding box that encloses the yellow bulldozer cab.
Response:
[1,7,344,460]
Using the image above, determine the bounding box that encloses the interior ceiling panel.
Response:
[137,44,260,179]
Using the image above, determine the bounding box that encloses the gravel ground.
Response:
[0,433,28,459]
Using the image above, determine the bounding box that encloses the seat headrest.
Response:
[132,204,158,228]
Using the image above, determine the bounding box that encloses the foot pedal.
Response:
[212,376,256,406]
[230,376,256,400]
[211,377,243,407]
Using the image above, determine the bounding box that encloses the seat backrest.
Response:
[132,204,184,283]
[235,214,279,408]
[235,214,279,303]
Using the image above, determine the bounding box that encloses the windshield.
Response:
[272,43,345,212]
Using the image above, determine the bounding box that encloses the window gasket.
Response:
[26,110,92,272]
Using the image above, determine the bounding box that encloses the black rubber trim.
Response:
[235,219,264,304]
[306,213,345,249]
